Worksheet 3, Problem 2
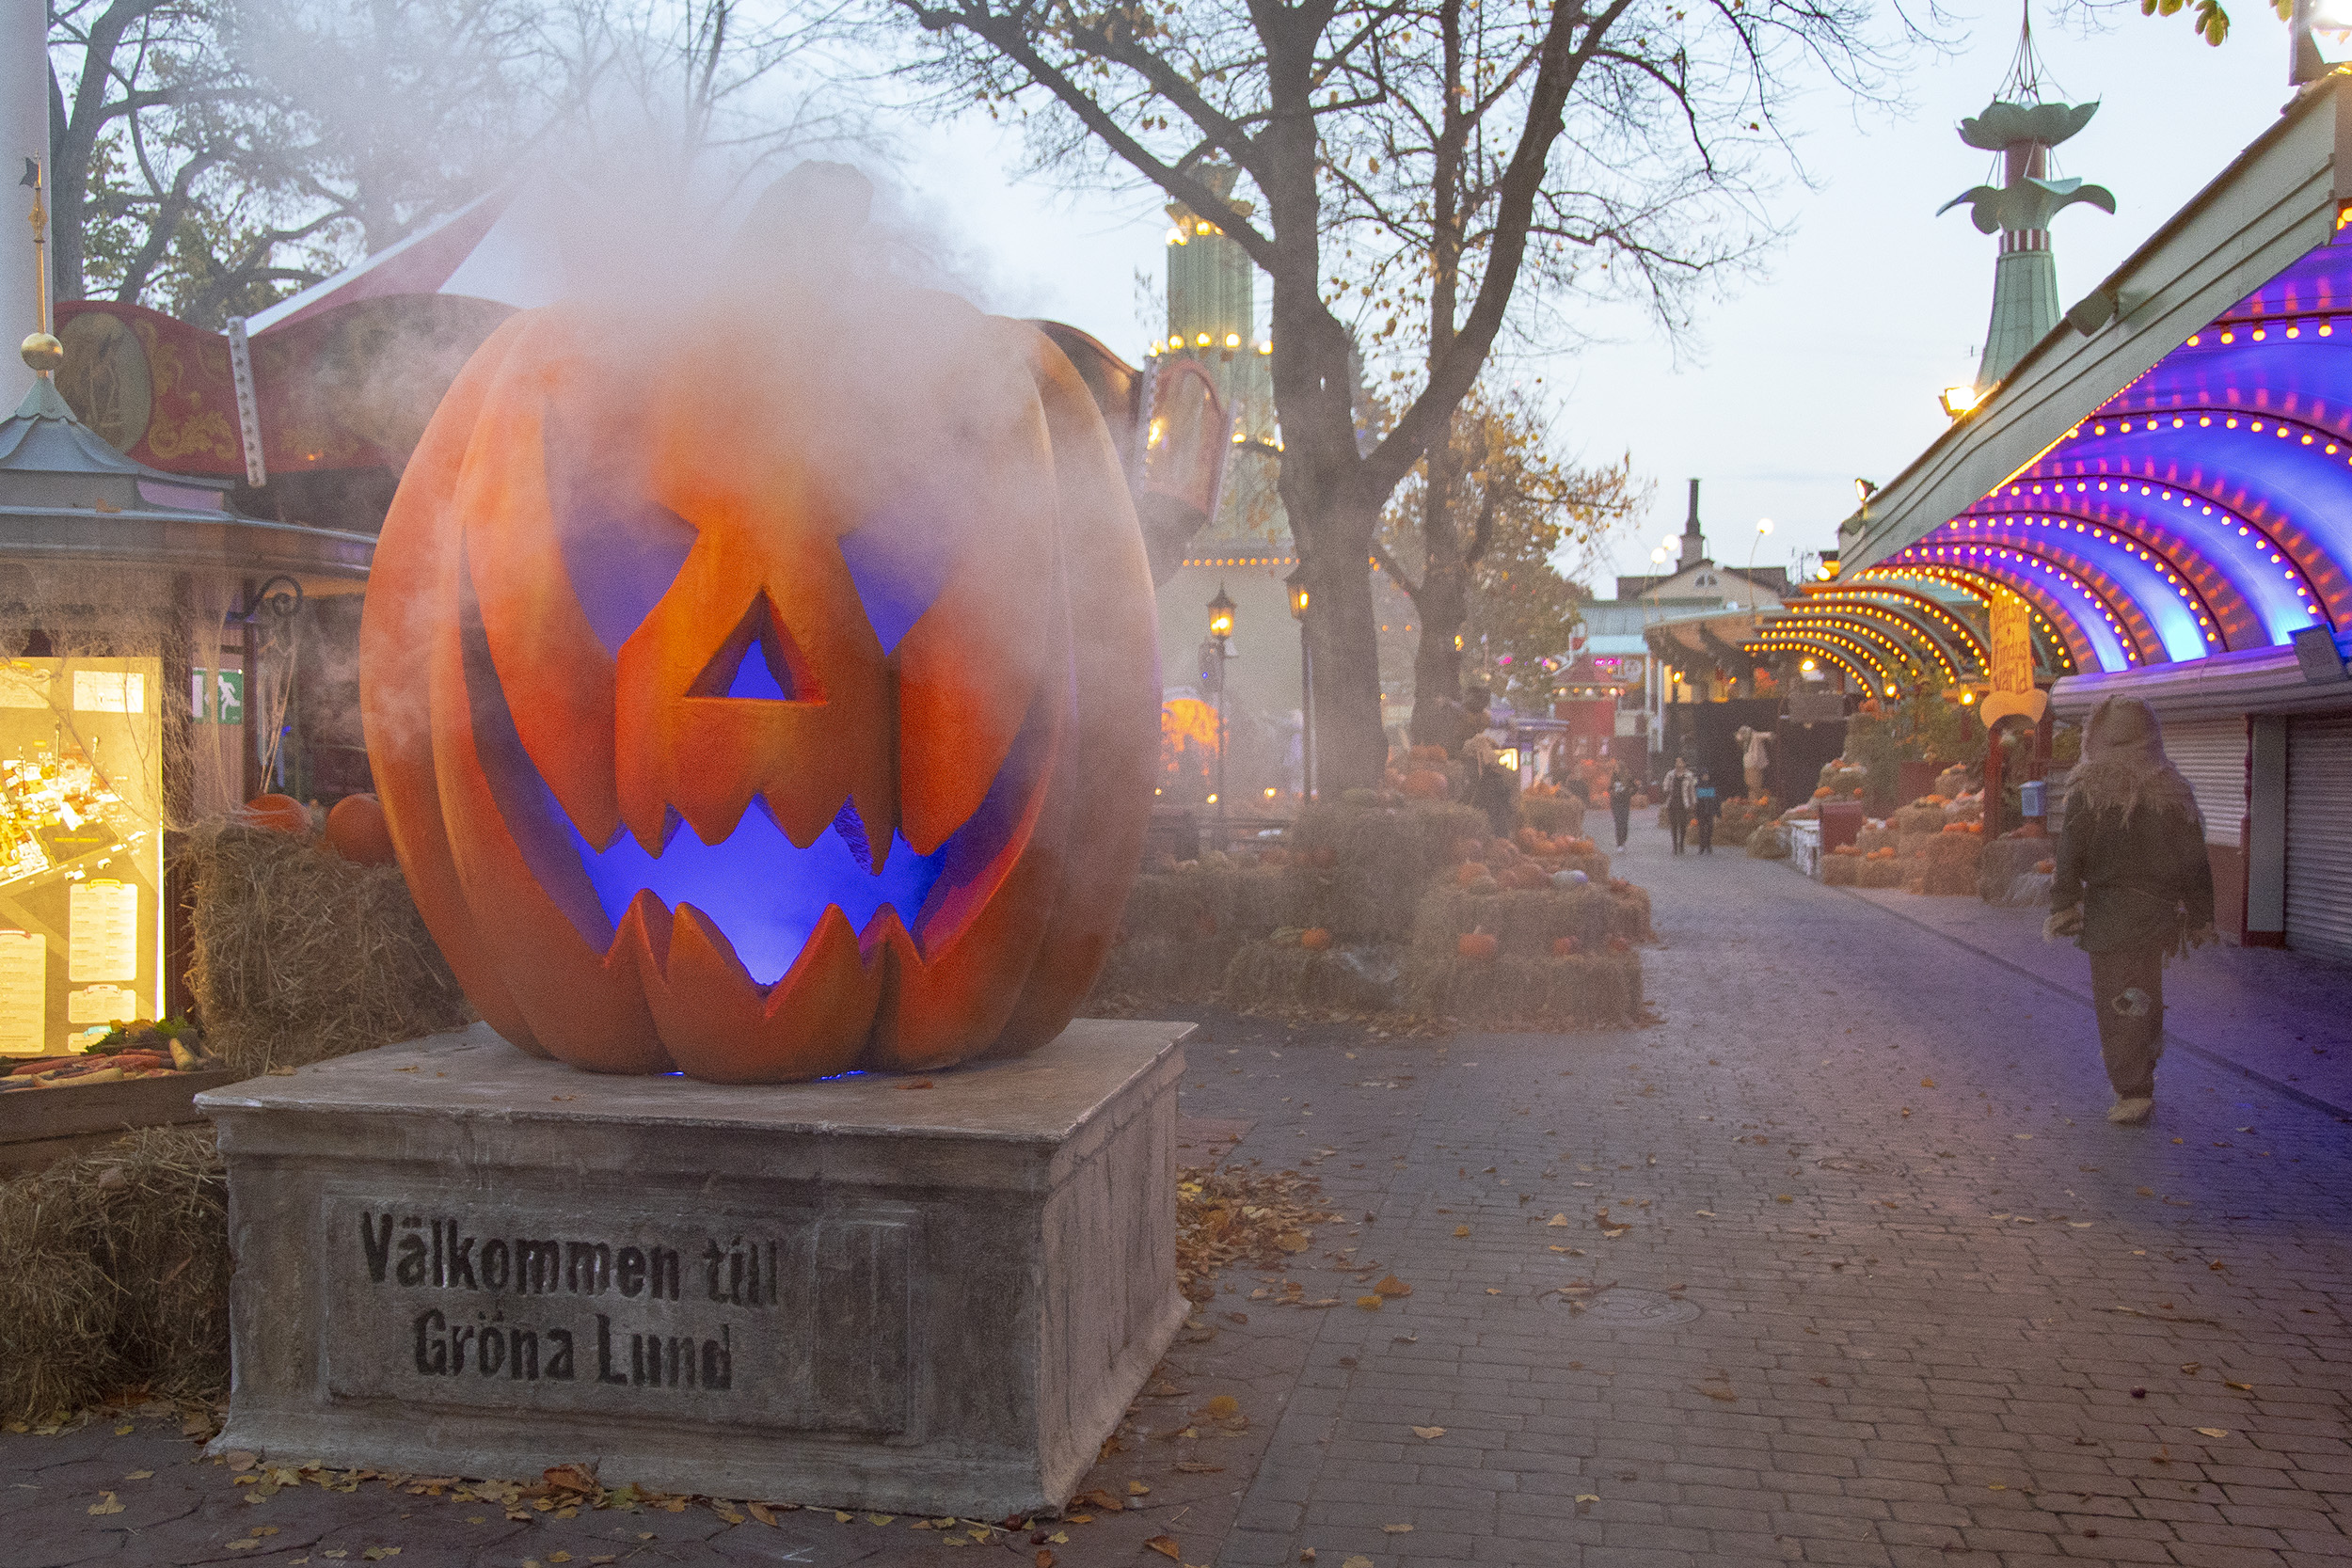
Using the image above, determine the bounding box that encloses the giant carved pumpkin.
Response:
[359,165,1159,1083]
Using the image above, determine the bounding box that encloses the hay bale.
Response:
[1091,933,1241,1005]
[1400,951,1643,1029]
[1926,832,1984,869]
[0,1126,230,1420]
[1608,883,1655,943]
[1409,884,1619,959]
[1119,863,1291,946]
[1821,853,1861,886]
[1994,870,2055,909]
[1893,804,1946,835]
[0,1171,119,1420]
[1895,831,1940,863]
[1858,857,1904,889]
[1918,862,1978,895]
[1856,824,1895,855]
[1220,941,1400,1013]
[1748,823,1791,860]
[1979,836,2054,904]
[183,823,472,1075]
[1518,794,1587,838]
[1284,800,1487,942]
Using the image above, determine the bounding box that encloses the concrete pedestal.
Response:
[198,1019,1188,1517]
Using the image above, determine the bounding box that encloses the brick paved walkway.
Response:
[7,817,2349,1567]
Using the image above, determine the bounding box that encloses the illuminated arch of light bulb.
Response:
[1769,606,1970,682]
[1966,496,2277,648]
[1795,586,1992,667]
[1868,565,2085,676]
[1745,628,1899,689]
[1742,640,1879,694]
[1767,606,1959,682]
[1951,504,2256,652]
[1864,567,2088,675]
[1911,529,2198,661]
[2015,410,2344,632]
[1758,626,1905,686]
[1743,631,1894,688]
[1890,542,2151,670]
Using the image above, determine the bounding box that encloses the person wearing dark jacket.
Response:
[1694,771,1720,854]
[2047,697,2217,1126]
[1607,768,1633,848]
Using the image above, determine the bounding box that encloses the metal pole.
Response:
[240,579,261,804]
[1215,649,1227,825]
[1299,626,1315,802]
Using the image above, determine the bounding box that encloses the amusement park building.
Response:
[1832,74,2352,960]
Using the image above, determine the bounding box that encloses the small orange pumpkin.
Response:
[1458,930,1500,961]
[1552,936,1578,958]
[326,793,397,865]
[242,794,309,835]
[1300,927,1334,952]
[1401,769,1451,800]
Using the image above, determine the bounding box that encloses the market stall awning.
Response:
[1836,76,2352,687]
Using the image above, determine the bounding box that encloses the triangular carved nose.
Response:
[690,592,823,703]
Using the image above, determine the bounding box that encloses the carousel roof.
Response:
[0,370,372,581]
[1820,76,2352,706]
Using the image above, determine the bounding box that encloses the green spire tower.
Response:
[1939,9,2113,393]
[1158,165,1278,537]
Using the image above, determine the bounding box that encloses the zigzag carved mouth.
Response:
[460,576,1038,989]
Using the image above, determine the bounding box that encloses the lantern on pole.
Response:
[1284,563,1313,802]
[1206,585,1235,819]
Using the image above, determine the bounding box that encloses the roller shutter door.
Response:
[2164,718,2248,846]
[2286,712,2352,963]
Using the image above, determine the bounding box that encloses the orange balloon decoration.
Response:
[326,794,397,865]
[242,793,309,835]
[358,164,1159,1084]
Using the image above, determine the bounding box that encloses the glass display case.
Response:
[0,656,164,1055]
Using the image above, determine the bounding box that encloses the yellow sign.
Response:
[1981,591,2047,728]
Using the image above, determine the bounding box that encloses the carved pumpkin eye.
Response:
[361,169,1163,1085]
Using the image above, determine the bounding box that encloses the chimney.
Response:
[1679,479,1708,569]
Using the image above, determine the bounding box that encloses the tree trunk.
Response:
[1295,489,1390,792]
[1262,205,1391,789]
[1407,441,1470,745]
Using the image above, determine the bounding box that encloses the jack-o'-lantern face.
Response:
[360,166,1158,1082]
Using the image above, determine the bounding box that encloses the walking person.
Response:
[1607,767,1633,848]
[2046,696,2217,1126]
[1694,770,1720,854]
[1459,697,1516,837]
[1662,755,1696,855]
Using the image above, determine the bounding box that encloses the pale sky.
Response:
[881,6,2289,594]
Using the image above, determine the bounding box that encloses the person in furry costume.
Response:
[2046,697,2217,1125]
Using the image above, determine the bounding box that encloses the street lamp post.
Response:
[1207,585,1236,825]
[1285,563,1313,802]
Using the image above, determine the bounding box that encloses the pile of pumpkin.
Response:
[238,791,397,865]
[1401,860,1645,1028]
[1452,827,1612,892]
[1820,841,1903,888]
[1108,793,1651,1028]
[1388,743,1468,803]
